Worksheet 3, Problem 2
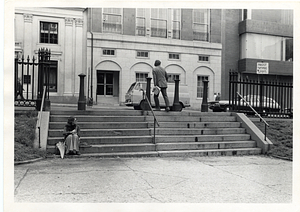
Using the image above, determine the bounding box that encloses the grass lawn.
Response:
[14,111,47,161]
[252,119,293,160]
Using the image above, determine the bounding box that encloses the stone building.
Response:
[14,8,293,108]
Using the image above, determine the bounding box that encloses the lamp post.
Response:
[172,79,181,111]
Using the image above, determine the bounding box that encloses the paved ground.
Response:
[14,155,292,204]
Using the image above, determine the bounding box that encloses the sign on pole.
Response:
[257,62,269,74]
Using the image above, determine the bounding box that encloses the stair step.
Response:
[50,109,143,116]
[146,116,237,122]
[153,128,245,135]
[48,128,151,137]
[157,148,262,157]
[49,122,149,129]
[155,134,251,143]
[149,122,241,128]
[50,116,146,122]
[49,148,261,158]
[47,135,153,145]
[156,141,257,151]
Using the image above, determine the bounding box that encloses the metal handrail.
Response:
[236,92,269,141]
[37,86,47,148]
[141,89,160,145]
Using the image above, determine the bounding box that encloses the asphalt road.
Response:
[13,155,293,205]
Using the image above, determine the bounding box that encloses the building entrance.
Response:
[96,70,119,105]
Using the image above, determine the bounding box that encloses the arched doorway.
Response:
[95,61,121,106]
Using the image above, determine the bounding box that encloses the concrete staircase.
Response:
[47,108,262,157]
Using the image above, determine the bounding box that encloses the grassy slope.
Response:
[14,111,47,161]
[252,120,293,160]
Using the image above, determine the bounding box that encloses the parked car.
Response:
[209,95,281,113]
[125,82,190,111]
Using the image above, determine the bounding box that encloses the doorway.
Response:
[96,71,119,105]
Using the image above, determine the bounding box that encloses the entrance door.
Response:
[97,72,114,96]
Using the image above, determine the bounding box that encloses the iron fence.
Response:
[229,72,293,118]
[15,48,51,110]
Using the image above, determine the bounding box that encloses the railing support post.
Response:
[201,78,209,112]
[172,79,181,111]
[78,73,86,111]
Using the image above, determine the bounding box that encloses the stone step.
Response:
[49,122,149,129]
[48,128,151,137]
[153,128,246,135]
[50,109,143,116]
[157,148,262,157]
[146,116,237,122]
[47,135,153,145]
[49,148,261,158]
[155,134,251,143]
[156,141,257,151]
[50,115,146,122]
[148,122,241,128]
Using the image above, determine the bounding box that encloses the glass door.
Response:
[97,72,114,96]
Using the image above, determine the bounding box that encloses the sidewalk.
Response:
[14,155,292,204]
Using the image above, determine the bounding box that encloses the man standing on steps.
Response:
[152,60,170,112]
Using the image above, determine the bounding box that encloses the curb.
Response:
[14,157,45,165]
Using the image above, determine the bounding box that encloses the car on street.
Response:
[125,81,190,111]
[209,95,281,113]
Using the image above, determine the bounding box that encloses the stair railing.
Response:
[237,92,269,141]
[37,86,47,148]
[141,89,160,145]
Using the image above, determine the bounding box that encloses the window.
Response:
[43,61,58,92]
[167,74,180,83]
[169,53,180,60]
[199,55,209,62]
[103,8,122,34]
[151,8,167,38]
[136,8,146,36]
[193,9,209,41]
[103,49,115,56]
[172,9,181,39]
[136,72,148,82]
[197,76,209,98]
[137,51,149,58]
[40,22,58,44]
[285,38,293,61]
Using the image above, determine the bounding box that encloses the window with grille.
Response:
[136,8,146,36]
[103,8,122,34]
[43,61,58,92]
[169,53,180,60]
[197,75,209,98]
[151,8,167,38]
[40,22,58,44]
[103,49,115,56]
[137,51,149,58]
[167,74,180,83]
[172,9,181,39]
[136,72,148,82]
[193,9,209,41]
[199,55,209,62]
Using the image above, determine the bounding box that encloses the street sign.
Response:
[257,62,269,74]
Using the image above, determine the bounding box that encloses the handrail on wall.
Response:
[236,92,269,141]
[141,89,160,145]
[37,86,47,148]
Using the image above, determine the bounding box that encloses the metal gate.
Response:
[229,72,293,118]
[15,48,51,110]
